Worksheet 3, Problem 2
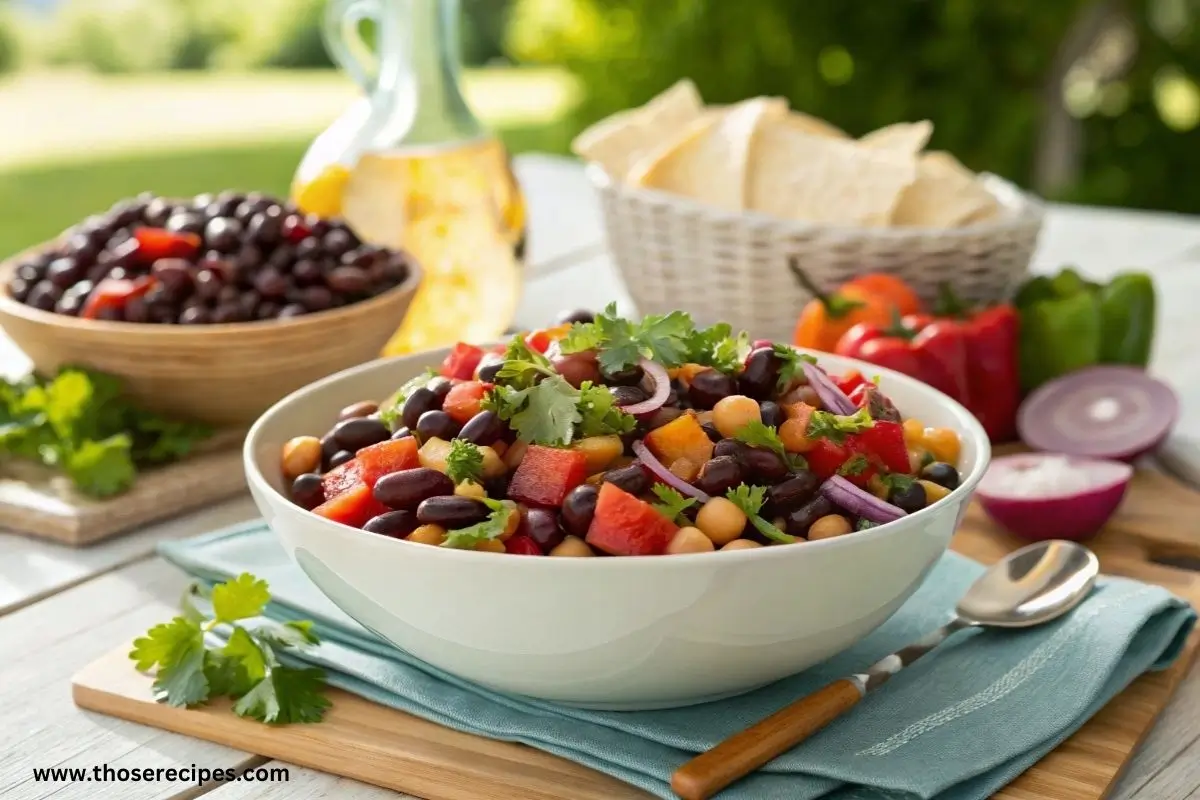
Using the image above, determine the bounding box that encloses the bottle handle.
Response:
[323,0,384,92]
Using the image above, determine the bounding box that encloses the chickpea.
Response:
[713,395,763,439]
[454,481,486,499]
[808,514,852,540]
[922,427,961,465]
[572,435,624,473]
[549,535,596,557]
[694,410,715,427]
[867,475,889,500]
[666,526,715,554]
[407,524,447,546]
[721,539,762,551]
[504,439,529,470]
[474,538,506,553]
[919,479,952,503]
[281,436,323,480]
[902,418,925,445]
[479,445,507,478]
[695,497,748,545]
[500,500,521,539]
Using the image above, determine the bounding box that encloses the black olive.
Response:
[785,495,836,537]
[695,455,744,496]
[921,462,960,490]
[600,363,644,386]
[364,510,418,538]
[766,471,820,513]
[519,507,565,551]
[888,481,928,513]
[458,410,504,446]
[602,463,651,496]
[373,467,455,509]
[743,447,789,482]
[561,484,599,537]
[290,473,325,510]
[687,370,737,410]
[739,347,782,399]
[416,496,490,528]
[333,417,390,452]
[610,385,648,406]
[401,387,438,431]
[416,410,460,442]
[760,400,784,429]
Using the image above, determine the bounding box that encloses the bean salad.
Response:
[280,306,963,556]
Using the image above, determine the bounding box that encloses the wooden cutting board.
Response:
[72,466,1200,800]
[1,429,247,546]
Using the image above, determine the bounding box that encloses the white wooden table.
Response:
[3,155,1200,800]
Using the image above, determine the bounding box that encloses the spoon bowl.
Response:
[956,540,1100,628]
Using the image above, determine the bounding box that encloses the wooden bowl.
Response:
[0,254,423,426]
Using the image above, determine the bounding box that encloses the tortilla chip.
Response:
[779,110,849,139]
[891,152,1001,227]
[859,120,933,155]
[628,97,787,212]
[570,79,704,180]
[747,122,917,226]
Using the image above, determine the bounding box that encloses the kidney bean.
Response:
[739,347,782,399]
[561,484,599,537]
[785,495,836,537]
[766,471,820,513]
[458,410,504,446]
[328,449,355,469]
[416,496,490,528]
[339,401,379,420]
[688,370,738,410]
[373,467,454,509]
[363,510,419,538]
[416,410,460,441]
[743,447,789,482]
[519,507,565,552]
[760,400,785,429]
[602,463,650,496]
[333,417,390,452]
[695,455,744,496]
[401,387,438,431]
[289,473,325,510]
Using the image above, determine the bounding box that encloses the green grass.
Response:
[0,119,573,257]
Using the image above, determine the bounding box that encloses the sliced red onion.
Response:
[632,439,711,503]
[620,358,671,416]
[751,338,774,350]
[801,360,857,415]
[820,475,907,524]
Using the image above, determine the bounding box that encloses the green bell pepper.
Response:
[1018,287,1101,392]
[1098,272,1156,366]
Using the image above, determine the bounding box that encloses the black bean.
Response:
[646,407,684,432]
[391,426,413,441]
[294,236,322,260]
[143,197,174,226]
[458,410,504,446]
[55,288,86,316]
[416,410,460,441]
[602,463,650,496]
[701,421,723,443]
[16,263,43,283]
[341,247,377,268]
[46,257,84,288]
[8,277,31,302]
[151,258,192,294]
[889,481,928,513]
[695,455,744,496]
[254,267,288,298]
[555,308,594,325]
[333,417,390,451]
[476,353,504,382]
[247,207,284,246]
[166,212,204,235]
[519,507,565,552]
[416,496,490,528]
[739,347,782,400]
[179,305,210,325]
[713,438,749,464]
[610,385,648,407]
[26,280,62,311]
[373,467,454,509]
[279,303,307,319]
[290,473,325,510]
[339,402,379,422]
[204,217,243,252]
[561,484,599,537]
[601,363,644,386]
[211,303,242,323]
[785,495,836,537]
[921,462,960,490]
[743,447,789,482]
[760,400,784,429]
[401,387,439,431]
[327,265,371,294]
[766,471,820,513]
[363,510,418,538]
[322,228,355,257]
[328,449,356,469]
[256,300,282,320]
[292,258,325,286]
[427,377,453,402]
[688,369,738,410]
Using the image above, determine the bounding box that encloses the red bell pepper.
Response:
[354,437,419,487]
[806,438,878,487]
[585,482,678,556]
[313,482,391,528]
[440,343,485,381]
[504,534,544,556]
[80,275,158,320]
[508,445,589,507]
[442,380,494,424]
[834,370,870,396]
[835,313,970,404]
[133,227,201,261]
[321,459,362,499]
[855,420,910,474]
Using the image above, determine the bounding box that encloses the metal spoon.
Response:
[671,540,1101,800]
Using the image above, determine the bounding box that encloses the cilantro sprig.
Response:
[442,498,513,549]
[445,438,484,485]
[652,484,697,525]
[130,573,329,725]
[806,407,874,444]
[494,335,556,390]
[483,377,635,446]
[725,484,797,544]
[734,420,807,470]
[772,344,817,392]
[683,322,751,375]
[560,303,695,372]
[0,366,211,497]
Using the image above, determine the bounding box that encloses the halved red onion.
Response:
[975,453,1132,541]
[619,358,671,416]
[631,439,711,503]
[1017,366,1179,461]
[801,360,857,415]
[820,475,907,524]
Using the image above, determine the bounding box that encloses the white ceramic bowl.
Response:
[245,347,990,710]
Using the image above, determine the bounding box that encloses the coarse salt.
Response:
[983,456,1093,498]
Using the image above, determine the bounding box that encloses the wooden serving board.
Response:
[0,429,247,546]
[72,467,1200,800]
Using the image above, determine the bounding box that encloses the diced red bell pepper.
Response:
[354,437,419,487]
[80,275,158,320]
[834,370,870,396]
[133,227,201,262]
[321,459,362,499]
[507,445,589,507]
[440,342,485,381]
[524,324,571,355]
[854,420,911,474]
[504,534,543,556]
[585,482,678,556]
[313,482,391,529]
[806,438,879,487]
[443,380,493,424]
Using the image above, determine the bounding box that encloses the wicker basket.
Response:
[590,165,1045,342]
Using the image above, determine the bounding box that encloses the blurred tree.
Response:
[0,8,16,74]
[507,0,1200,213]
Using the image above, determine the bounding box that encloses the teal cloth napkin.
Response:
[159,522,1196,800]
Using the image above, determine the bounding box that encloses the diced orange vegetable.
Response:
[585,483,678,556]
[508,445,589,507]
[443,380,493,424]
[780,402,817,453]
[354,437,420,487]
[321,459,362,499]
[313,483,390,528]
[643,412,714,466]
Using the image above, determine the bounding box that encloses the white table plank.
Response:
[1033,204,1200,274]
[514,154,604,270]
[203,764,410,799]
[0,557,254,800]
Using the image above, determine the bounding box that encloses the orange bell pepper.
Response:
[841,273,923,317]
[789,261,901,352]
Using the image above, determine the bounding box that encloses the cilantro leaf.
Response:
[806,407,874,444]
[651,484,697,524]
[838,453,872,477]
[379,368,438,431]
[445,438,484,485]
[578,382,637,437]
[442,498,513,549]
[881,472,917,493]
[560,303,696,372]
[233,665,331,725]
[130,414,213,464]
[485,378,581,446]
[733,420,807,471]
[684,323,751,374]
[130,617,209,706]
[204,650,253,698]
[223,626,268,684]
[130,617,203,672]
[63,434,136,497]
[772,344,817,392]
[495,335,555,390]
[211,573,271,624]
[725,484,796,544]
[252,619,321,650]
